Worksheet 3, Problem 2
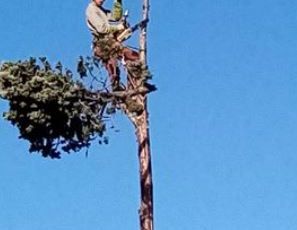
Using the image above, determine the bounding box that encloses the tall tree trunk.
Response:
[135,108,154,230]
[122,0,153,229]
[136,0,154,229]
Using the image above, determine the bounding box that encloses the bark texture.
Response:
[135,107,154,230]
[136,0,154,229]
[116,0,154,229]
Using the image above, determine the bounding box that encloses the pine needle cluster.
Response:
[0,58,109,158]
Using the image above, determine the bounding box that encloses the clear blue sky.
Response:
[1,0,297,229]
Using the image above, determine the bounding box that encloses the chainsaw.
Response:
[117,18,149,42]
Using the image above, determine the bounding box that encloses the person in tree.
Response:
[86,0,139,90]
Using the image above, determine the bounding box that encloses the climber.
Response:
[86,0,140,90]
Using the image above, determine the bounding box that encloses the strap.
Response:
[87,19,100,36]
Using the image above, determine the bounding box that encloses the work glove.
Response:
[109,23,125,34]
[115,23,125,31]
[112,0,123,21]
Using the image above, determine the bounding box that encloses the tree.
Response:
[0,1,154,230]
[136,0,154,229]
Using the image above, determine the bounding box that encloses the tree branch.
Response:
[84,86,155,103]
[101,86,155,98]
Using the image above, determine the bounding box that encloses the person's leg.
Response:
[93,45,121,89]
[122,47,139,61]
[105,58,120,89]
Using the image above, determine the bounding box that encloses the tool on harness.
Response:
[112,0,123,21]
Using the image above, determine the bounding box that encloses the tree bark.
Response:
[136,0,154,229]
[121,0,154,229]
[135,107,154,230]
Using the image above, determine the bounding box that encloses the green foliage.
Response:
[0,58,110,158]
[126,61,152,83]
[0,41,156,159]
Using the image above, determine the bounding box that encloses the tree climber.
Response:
[86,0,140,90]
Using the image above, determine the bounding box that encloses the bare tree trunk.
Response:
[139,0,149,62]
[136,0,154,229]
[135,108,154,230]
[122,0,153,229]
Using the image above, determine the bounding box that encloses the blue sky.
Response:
[1,0,297,229]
